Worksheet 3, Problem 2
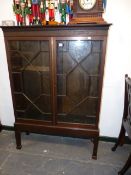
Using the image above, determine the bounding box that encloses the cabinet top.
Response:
[1,24,111,32]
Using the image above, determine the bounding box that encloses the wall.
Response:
[0,1,15,126]
[100,0,131,136]
[0,0,131,137]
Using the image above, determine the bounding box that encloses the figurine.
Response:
[31,0,41,24]
[40,0,46,24]
[12,0,72,25]
[13,0,22,26]
[67,0,73,21]
[20,0,27,25]
[59,0,70,24]
[48,0,55,21]
[54,0,61,23]
[27,0,33,25]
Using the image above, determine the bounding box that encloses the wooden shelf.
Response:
[23,66,49,72]
[13,66,49,72]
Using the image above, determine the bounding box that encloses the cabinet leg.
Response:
[112,124,125,152]
[118,154,131,175]
[92,137,99,160]
[0,124,2,132]
[15,131,22,149]
[26,131,30,135]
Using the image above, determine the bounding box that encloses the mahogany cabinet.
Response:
[1,24,110,159]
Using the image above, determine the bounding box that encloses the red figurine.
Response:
[31,0,41,24]
[27,0,33,25]
[13,0,22,25]
[48,0,55,21]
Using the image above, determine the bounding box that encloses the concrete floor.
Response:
[0,130,131,175]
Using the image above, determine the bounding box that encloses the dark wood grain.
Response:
[71,0,105,24]
[1,24,110,159]
[0,122,2,132]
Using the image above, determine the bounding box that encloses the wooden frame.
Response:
[1,24,110,159]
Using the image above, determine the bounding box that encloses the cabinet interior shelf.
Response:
[13,65,49,72]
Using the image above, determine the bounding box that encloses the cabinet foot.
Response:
[26,131,30,135]
[112,144,117,151]
[16,145,22,149]
[0,125,2,132]
[92,155,97,160]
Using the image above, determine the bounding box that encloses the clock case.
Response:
[70,0,105,24]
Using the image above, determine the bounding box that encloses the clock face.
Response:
[79,0,96,10]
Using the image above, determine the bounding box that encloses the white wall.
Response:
[0,1,15,126]
[0,0,131,137]
[100,0,131,137]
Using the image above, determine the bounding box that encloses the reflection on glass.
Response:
[9,40,52,121]
[57,40,102,124]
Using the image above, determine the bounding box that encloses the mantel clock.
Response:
[70,0,105,24]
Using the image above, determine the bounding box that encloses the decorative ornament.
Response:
[12,0,73,25]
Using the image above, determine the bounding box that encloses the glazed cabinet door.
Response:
[56,38,102,125]
[7,39,53,121]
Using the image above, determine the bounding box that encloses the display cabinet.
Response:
[1,24,110,159]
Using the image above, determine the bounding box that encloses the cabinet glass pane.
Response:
[56,40,102,124]
[8,40,52,121]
